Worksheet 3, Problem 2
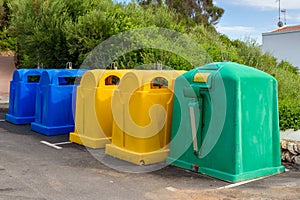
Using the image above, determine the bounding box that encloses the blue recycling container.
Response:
[31,69,86,136]
[5,69,44,124]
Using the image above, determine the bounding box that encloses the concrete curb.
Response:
[281,129,300,142]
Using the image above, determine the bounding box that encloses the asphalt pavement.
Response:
[0,111,300,200]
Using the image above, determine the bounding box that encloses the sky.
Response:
[215,0,300,44]
[114,0,300,44]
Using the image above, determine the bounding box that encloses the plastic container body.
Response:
[31,69,86,136]
[105,70,185,165]
[6,69,44,124]
[166,62,285,182]
[70,70,128,148]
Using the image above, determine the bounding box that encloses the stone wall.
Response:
[281,130,300,166]
[281,140,300,165]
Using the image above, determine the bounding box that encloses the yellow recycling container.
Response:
[105,70,185,165]
[70,70,128,148]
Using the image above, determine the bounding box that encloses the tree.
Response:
[0,0,12,30]
[0,2,6,29]
[166,0,224,25]
[8,0,221,68]
[137,0,163,6]
[136,0,224,25]
[9,0,71,67]
[0,0,15,51]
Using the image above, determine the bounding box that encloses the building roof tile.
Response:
[272,25,300,33]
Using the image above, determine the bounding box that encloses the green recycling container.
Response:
[166,62,285,182]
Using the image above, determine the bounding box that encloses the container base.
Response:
[5,114,35,124]
[166,157,285,183]
[31,122,74,136]
[105,144,169,165]
[69,131,111,149]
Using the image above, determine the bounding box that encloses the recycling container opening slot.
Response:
[58,76,81,85]
[105,75,120,85]
[189,103,198,154]
[27,75,41,83]
[188,97,203,156]
[151,77,168,89]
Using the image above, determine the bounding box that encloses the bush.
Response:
[0,27,15,51]
[279,100,300,131]
[5,0,300,130]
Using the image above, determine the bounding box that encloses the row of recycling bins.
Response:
[5,62,285,183]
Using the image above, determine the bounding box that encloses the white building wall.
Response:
[262,30,300,68]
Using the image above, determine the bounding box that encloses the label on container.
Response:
[193,72,211,83]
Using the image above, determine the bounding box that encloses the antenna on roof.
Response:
[281,9,287,25]
[277,0,283,27]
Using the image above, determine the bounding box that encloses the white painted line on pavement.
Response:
[165,187,177,192]
[40,141,72,149]
[40,141,63,150]
[0,119,5,122]
[53,141,72,146]
[217,176,270,189]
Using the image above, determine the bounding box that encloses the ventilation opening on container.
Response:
[151,77,168,89]
[27,75,41,83]
[105,75,120,85]
[58,76,81,85]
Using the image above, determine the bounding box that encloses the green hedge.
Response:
[2,0,300,130]
[279,100,300,131]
